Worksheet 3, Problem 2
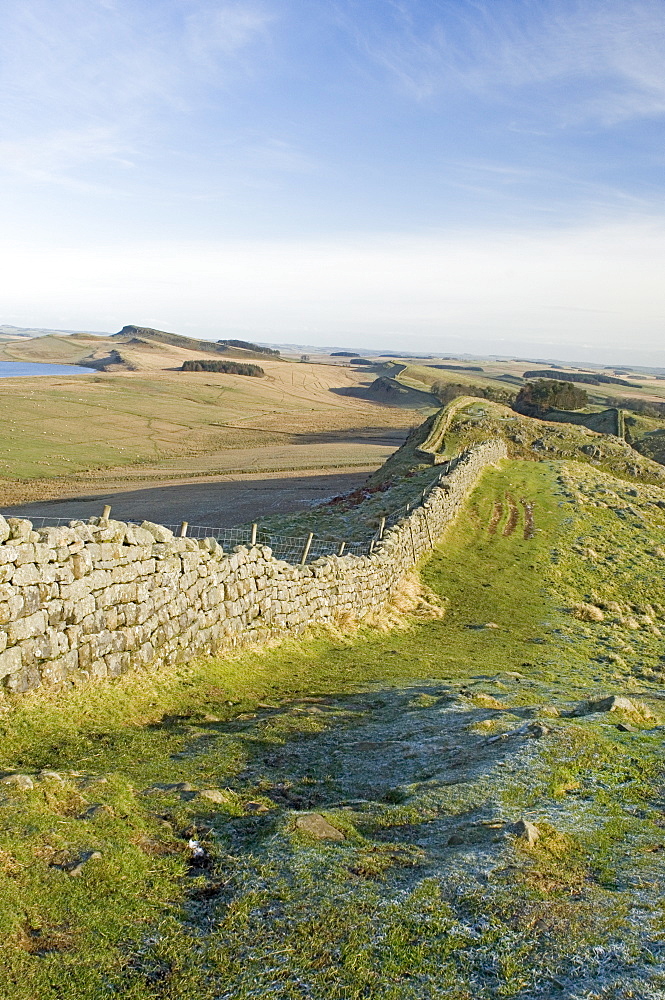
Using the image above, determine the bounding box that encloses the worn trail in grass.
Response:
[1,460,665,998]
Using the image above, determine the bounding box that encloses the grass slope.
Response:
[0,366,413,500]
[1,459,665,997]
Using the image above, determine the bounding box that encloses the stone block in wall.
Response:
[6,610,48,644]
[141,521,174,544]
[125,525,158,546]
[39,650,78,687]
[24,564,58,587]
[71,550,94,579]
[19,633,55,665]
[0,545,21,566]
[105,652,130,676]
[6,518,36,542]
[110,563,140,585]
[96,583,138,608]
[60,576,99,603]
[5,662,40,693]
[17,586,42,617]
[78,642,94,672]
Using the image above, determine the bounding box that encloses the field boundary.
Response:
[0,439,507,698]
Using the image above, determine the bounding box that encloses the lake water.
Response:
[0,361,96,378]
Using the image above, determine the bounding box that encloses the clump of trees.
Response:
[513,379,588,415]
[523,369,639,388]
[217,339,280,356]
[182,360,264,376]
[431,380,516,406]
[606,396,665,419]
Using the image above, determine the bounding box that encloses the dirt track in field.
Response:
[1,469,375,530]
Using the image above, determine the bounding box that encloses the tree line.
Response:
[181,360,265,376]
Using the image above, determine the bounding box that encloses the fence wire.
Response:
[3,451,469,565]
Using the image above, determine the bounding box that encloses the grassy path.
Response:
[1,460,665,998]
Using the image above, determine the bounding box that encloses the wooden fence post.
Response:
[251,523,257,546]
[179,521,188,537]
[300,532,314,565]
[378,516,386,540]
[102,505,111,520]
[369,539,376,554]
[337,541,346,556]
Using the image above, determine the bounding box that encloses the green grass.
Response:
[1,458,665,997]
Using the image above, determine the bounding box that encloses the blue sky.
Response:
[1,0,664,362]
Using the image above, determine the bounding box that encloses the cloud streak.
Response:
[340,0,665,126]
[0,0,276,181]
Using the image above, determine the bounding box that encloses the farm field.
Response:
[2,458,665,998]
[0,356,421,507]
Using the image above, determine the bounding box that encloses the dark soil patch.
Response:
[502,493,519,536]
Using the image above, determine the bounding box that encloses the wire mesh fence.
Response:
[3,450,470,565]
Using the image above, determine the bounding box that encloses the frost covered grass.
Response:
[0,459,664,997]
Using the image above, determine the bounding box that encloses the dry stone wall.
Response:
[0,440,507,697]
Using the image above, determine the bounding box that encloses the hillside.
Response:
[364,375,440,408]
[368,398,665,486]
[0,324,108,341]
[0,325,282,371]
[2,449,665,997]
[0,357,416,504]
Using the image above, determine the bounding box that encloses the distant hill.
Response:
[0,324,108,341]
[115,326,281,361]
[523,369,641,388]
[365,376,440,409]
[217,339,279,356]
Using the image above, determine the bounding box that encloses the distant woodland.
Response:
[181,359,265,376]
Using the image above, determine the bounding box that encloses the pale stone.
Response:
[508,819,540,845]
[197,789,228,804]
[295,813,345,840]
[141,521,174,543]
[0,773,34,790]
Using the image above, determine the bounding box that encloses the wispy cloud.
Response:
[337,0,665,127]
[0,0,277,182]
[0,127,136,187]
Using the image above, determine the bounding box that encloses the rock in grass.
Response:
[197,789,228,804]
[538,705,561,718]
[295,813,345,841]
[67,851,102,877]
[78,804,113,820]
[0,773,34,790]
[574,695,656,719]
[526,722,550,738]
[509,819,540,845]
[244,800,269,814]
